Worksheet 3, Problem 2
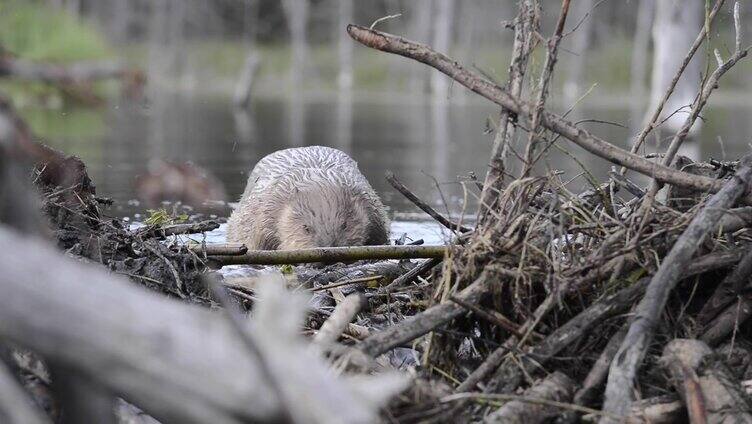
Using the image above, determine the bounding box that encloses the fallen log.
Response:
[0,55,137,86]
[661,339,752,423]
[208,244,448,266]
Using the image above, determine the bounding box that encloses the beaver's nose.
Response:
[315,233,338,248]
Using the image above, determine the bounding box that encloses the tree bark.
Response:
[484,372,574,423]
[0,228,404,424]
[602,155,752,423]
[209,244,448,266]
[661,339,752,423]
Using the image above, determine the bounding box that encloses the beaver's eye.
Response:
[303,225,312,233]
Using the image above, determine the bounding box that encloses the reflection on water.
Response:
[41,94,752,221]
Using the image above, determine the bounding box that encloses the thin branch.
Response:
[386,171,472,233]
[521,0,572,176]
[624,0,726,171]
[601,154,752,423]
[346,25,746,202]
[209,244,448,266]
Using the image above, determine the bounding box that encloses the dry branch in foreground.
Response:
[0,228,407,424]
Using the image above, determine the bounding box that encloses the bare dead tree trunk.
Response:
[562,0,595,105]
[337,0,353,91]
[629,0,654,130]
[233,0,260,109]
[281,0,310,94]
[281,0,309,146]
[430,0,455,100]
[648,0,703,136]
[409,0,432,94]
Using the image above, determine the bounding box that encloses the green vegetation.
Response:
[145,208,189,226]
[0,0,112,61]
[0,1,114,137]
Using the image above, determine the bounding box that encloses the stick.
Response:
[714,206,752,233]
[136,220,220,238]
[0,229,281,423]
[378,257,442,293]
[449,295,527,339]
[483,372,575,424]
[187,243,248,256]
[601,154,752,423]
[209,244,447,266]
[626,396,686,424]
[521,0,571,175]
[701,297,752,346]
[698,247,752,327]
[385,171,471,233]
[314,294,367,347]
[459,245,747,393]
[0,228,404,424]
[640,2,748,209]
[661,339,752,423]
[625,0,726,167]
[358,269,495,357]
[310,275,382,292]
[346,25,743,202]
[574,324,628,408]
[478,0,538,222]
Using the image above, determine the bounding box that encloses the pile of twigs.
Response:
[317,0,752,422]
[3,0,752,423]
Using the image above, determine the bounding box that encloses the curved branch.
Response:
[346,25,749,203]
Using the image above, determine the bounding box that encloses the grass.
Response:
[0,1,115,136]
[0,0,112,62]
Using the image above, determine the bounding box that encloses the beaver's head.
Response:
[277,184,375,249]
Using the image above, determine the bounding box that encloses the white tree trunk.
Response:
[430,0,455,100]
[281,0,310,93]
[337,0,353,91]
[629,0,654,129]
[648,0,703,136]
[409,0,432,94]
[562,0,595,105]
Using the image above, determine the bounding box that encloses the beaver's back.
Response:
[228,146,388,249]
[243,146,362,199]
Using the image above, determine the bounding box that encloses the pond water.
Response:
[41,93,752,243]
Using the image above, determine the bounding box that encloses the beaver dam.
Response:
[3,1,752,423]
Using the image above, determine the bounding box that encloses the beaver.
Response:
[226,146,390,250]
